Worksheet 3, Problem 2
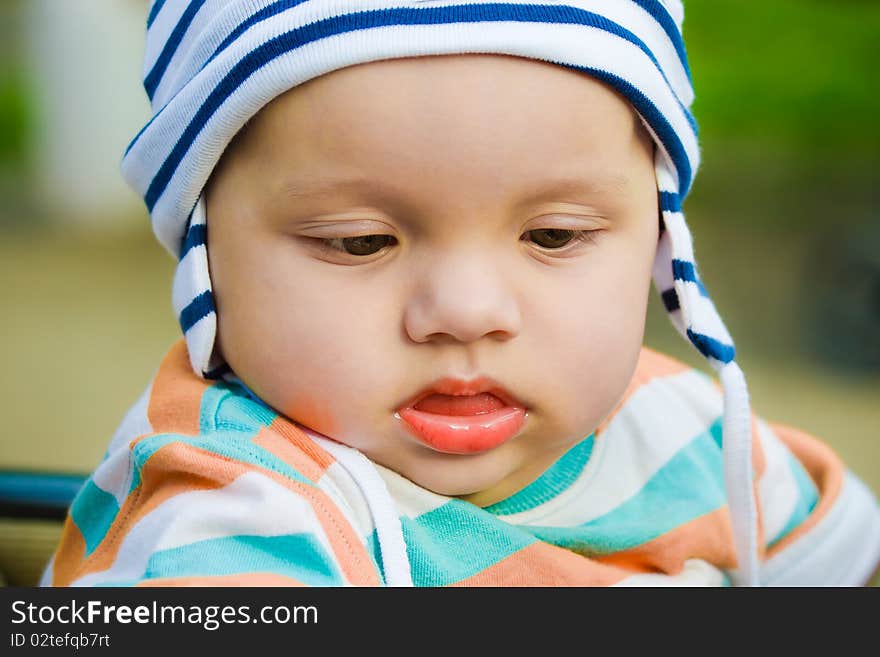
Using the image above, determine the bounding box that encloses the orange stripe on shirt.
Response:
[764,422,845,559]
[50,515,86,587]
[136,573,306,587]
[253,417,336,481]
[453,542,631,587]
[147,339,210,435]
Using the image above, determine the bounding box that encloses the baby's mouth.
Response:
[395,389,527,455]
[413,392,507,415]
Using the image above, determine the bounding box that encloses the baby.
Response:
[43,0,879,586]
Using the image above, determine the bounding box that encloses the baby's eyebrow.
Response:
[279,176,404,201]
[278,173,631,205]
[518,174,632,205]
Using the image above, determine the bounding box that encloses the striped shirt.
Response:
[42,341,880,586]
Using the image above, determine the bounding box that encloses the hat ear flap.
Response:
[652,154,736,366]
[174,195,226,379]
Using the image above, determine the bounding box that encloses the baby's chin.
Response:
[375,443,541,506]
[406,471,513,505]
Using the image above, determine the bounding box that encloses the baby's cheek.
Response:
[551,315,642,429]
[277,391,343,439]
[262,340,386,444]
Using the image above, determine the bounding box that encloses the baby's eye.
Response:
[523,228,583,249]
[325,234,397,256]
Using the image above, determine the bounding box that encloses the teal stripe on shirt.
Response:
[366,529,387,586]
[527,418,726,555]
[69,480,120,556]
[485,434,595,516]
[200,382,277,434]
[142,534,344,585]
[403,500,536,586]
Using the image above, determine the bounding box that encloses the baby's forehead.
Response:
[220,55,651,201]
[241,54,643,148]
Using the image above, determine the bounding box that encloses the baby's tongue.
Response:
[413,392,506,416]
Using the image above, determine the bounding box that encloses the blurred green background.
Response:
[0,1,878,584]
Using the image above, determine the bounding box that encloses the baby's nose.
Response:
[403,252,522,344]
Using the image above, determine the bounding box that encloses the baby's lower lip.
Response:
[395,393,526,454]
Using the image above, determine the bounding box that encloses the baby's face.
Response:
[206,54,658,505]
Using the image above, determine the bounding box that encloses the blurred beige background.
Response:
[1,1,878,531]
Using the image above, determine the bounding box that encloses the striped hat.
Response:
[122,0,759,585]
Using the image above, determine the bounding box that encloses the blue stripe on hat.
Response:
[144,0,209,101]
[146,0,167,30]
[659,191,681,213]
[124,109,159,157]
[211,0,310,61]
[141,4,696,210]
[180,223,207,260]
[672,259,709,297]
[179,289,215,333]
[661,288,680,311]
[631,0,691,80]
[686,328,736,363]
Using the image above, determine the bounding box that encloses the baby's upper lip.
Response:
[398,376,525,411]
